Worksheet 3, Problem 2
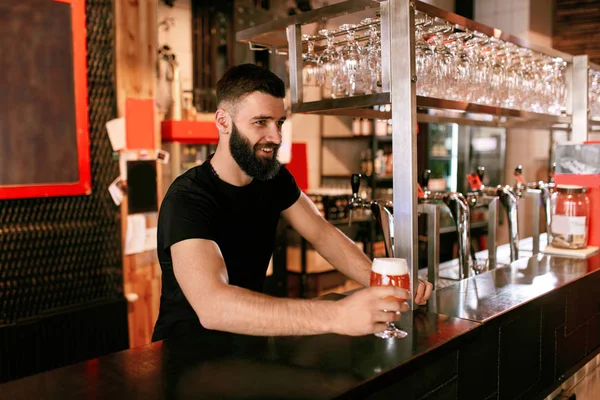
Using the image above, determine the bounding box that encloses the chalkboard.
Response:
[127,160,158,215]
[0,0,91,199]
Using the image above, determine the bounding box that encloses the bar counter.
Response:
[2,252,600,399]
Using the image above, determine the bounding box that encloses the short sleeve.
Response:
[158,189,218,251]
[273,166,301,211]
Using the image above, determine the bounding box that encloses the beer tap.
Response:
[469,166,520,263]
[464,166,499,270]
[349,174,442,289]
[349,174,395,258]
[420,170,472,280]
[513,165,550,252]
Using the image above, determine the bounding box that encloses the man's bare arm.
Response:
[282,193,434,305]
[172,238,408,336]
[282,193,372,287]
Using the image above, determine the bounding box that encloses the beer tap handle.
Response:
[351,174,361,198]
[477,166,485,181]
[514,165,523,175]
[514,164,526,186]
[549,163,556,184]
[467,166,485,192]
[421,169,431,190]
[349,174,362,226]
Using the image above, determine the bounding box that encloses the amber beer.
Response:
[370,258,410,339]
[370,258,410,298]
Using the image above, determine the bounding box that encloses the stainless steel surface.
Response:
[290,93,391,115]
[484,197,498,269]
[429,253,600,323]
[541,184,554,245]
[417,96,572,124]
[389,0,418,310]
[348,175,395,258]
[235,0,381,48]
[291,95,572,125]
[524,188,542,254]
[414,1,574,62]
[572,55,590,142]
[421,189,472,281]
[439,220,487,234]
[418,203,440,289]
[465,192,501,269]
[380,1,390,93]
[499,185,521,262]
[446,192,471,280]
[286,25,303,105]
[372,201,395,258]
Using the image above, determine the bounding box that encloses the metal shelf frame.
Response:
[236,0,596,310]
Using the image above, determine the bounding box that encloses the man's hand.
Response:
[415,279,434,306]
[332,286,410,336]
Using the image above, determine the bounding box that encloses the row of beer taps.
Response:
[348,164,556,286]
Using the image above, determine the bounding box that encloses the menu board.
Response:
[0,0,91,199]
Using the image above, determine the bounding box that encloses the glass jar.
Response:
[551,185,590,249]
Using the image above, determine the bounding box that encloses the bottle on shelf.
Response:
[375,119,387,136]
[361,118,372,136]
[352,118,362,136]
[375,149,386,175]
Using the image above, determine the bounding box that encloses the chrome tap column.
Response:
[421,170,472,280]
[470,166,520,263]
[349,174,395,258]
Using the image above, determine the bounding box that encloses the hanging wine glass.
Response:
[427,19,453,99]
[414,12,434,96]
[339,24,368,97]
[317,29,344,99]
[302,34,320,88]
[361,17,381,94]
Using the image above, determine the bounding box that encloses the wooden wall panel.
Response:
[553,0,600,64]
[115,0,161,349]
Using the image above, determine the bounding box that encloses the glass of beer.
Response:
[370,257,410,339]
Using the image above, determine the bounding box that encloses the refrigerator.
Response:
[424,124,507,195]
[420,123,506,263]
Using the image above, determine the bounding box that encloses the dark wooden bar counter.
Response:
[2,253,600,399]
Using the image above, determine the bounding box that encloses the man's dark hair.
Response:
[216,64,285,108]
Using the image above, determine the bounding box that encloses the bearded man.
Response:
[152,64,432,341]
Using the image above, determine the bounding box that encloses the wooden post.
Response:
[115,0,161,348]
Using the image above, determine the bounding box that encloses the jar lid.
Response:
[557,184,587,194]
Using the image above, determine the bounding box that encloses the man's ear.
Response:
[215,108,231,135]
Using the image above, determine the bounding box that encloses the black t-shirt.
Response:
[152,159,301,341]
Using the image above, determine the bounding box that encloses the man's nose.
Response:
[265,124,282,144]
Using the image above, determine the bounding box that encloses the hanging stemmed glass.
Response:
[414,12,434,96]
[484,38,506,107]
[446,30,472,100]
[518,49,537,112]
[361,17,381,94]
[464,31,489,105]
[302,34,320,88]
[339,24,368,97]
[317,29,344,99]
[542,57,566,115]
[589,70,600,117]
[427,19,453,99]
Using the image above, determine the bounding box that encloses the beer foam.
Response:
[371,258,409,276]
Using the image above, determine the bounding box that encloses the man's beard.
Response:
[229,122,281,181]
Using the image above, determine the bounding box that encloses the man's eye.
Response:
[277,121,285,128]
[255,120,266,126]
